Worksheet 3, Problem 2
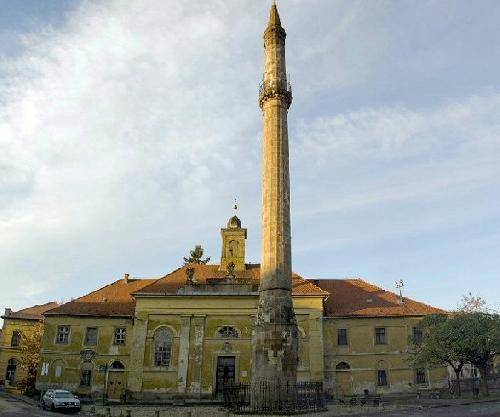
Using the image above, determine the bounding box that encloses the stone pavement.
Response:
[80,399,500,417]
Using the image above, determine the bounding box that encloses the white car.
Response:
[41,389,81,412]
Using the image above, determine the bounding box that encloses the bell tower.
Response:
[220,214,247,271]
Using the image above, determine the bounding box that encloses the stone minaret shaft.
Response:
[252,3,298,386]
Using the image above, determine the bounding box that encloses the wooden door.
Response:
[215,356,235,397]
[336,371,352,396]
[107,371,125,401]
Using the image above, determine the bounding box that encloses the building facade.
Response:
[35,215,447,400]
[0,302,58,390]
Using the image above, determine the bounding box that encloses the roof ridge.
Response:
[17,301,58,313]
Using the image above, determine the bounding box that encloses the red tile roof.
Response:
[311,278,445,317]
[45,278,156,317]
[3,302,60,320]
[135,264,328,296]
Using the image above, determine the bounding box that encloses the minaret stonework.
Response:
[252,3,298,387]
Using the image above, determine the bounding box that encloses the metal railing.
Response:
[223,381,326,414]
[259,77,292,96]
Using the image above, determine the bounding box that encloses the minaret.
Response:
[252,2,298,388]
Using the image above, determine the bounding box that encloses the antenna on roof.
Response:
[395,279,405,302]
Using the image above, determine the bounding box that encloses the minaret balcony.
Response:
[259,78,292,109]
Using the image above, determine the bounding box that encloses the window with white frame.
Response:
[114,328,126,345]
[154,328,173,367]
[56,326,70,344]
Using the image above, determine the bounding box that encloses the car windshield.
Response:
[55,392,74,398]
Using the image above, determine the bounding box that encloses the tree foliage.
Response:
[183,245,210,265]
[409,314,468,395]
[18,322,44,394]
[409,311,500,397]
[457,312,500,396]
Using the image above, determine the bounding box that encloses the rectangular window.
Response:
[56,326,70,344]
[114,328,126,345]
[84,327,98,346]
[55,366,62,378]
[412,327,423,344]
[80,369,92,387]
[375,327,386,344]
[416,368,426,384]
[337,329,348,346]
[377,369,388,386]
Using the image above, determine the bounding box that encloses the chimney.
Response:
[124,273,130,283]
[4,308,12,316]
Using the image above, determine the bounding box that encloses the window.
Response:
[5,358,17,382]
[375,327,386,344]
[110,360,125,370]
[56,326,70,344]
[154,328,173,367]
[10,331,21,347]
[377,369,388,386]
[84,327,98,346]
[217,326,239,338]
[80,369,92,386]
[335,361,350,370]
[412,327,423,344]
[337,329,348,346]
[114,328,126,345]
[415,368,426,384]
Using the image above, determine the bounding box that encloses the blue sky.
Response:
[1,0,499,318]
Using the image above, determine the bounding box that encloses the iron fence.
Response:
[223,381,326,414]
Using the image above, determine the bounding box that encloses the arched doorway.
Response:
[5,358,18,385]
[107,361,126,401]
[335,361,352,396]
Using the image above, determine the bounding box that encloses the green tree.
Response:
[409,314,468,396]
[183,245,210,265]
[457,312,500,396]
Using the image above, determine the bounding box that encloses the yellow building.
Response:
[0,302,58,390]
[35,215,447,401]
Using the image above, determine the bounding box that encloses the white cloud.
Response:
[0,0,499,316]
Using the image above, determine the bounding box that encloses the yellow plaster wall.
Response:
[0,317,40,386]
[37,316,133,396]
[323,316,448,396]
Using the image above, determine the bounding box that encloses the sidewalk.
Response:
[0,389,40,408]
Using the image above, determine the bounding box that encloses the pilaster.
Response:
[127,312,148,394]
[177,315,191,394]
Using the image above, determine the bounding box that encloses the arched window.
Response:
[110,360,125,370]
[5,358,17,382]
[154,328,173,367]
[217,326,238,338]
[11,331,21,347]
[336,361,351,370]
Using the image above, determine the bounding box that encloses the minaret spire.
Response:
[268,1,282,28]
[252,0,298,396]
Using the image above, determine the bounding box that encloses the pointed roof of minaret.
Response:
[268,1,282,28]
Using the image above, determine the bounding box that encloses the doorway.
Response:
[215,356,235,397]
[5,358,17,385]
[107,361,126,401]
